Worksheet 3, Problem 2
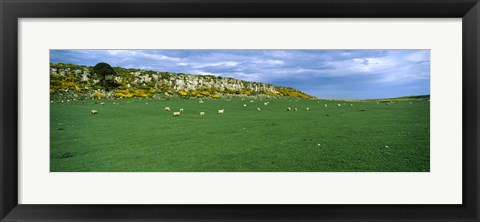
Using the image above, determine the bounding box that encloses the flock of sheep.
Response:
[157,101,352,117]
[89,98,421,116]
[89,100,318,117]
[164,106,224,117]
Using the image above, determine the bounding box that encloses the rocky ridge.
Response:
[50,63,314,101]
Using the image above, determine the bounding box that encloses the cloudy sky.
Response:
[50,49,430,99]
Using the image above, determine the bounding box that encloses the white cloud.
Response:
[193,61,239,68]
[265,50,292,58]
[188,70,217,76]
[140,53,181,62]
[223,72,262,82]
[252,59,284,65]
[106,50,181,62]
[405,50,430,62]
[106,50,122,55]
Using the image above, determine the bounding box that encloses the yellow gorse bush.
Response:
[114,90,133,98]
[240,89,252,95]
[177,90,188,97]
[148,88,157,94]
[133,89,149,98]
[75,87,86,93]
[92,92,105,99]
[200,91,210,96]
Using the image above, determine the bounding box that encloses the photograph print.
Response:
[50,49,430,172]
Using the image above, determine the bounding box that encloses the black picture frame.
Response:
[1,0,479,221]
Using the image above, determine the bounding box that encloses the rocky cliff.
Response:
[50,63,314,101]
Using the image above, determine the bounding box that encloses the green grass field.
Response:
[50,97,430,172]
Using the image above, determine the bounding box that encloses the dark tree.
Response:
[93,62,116,90]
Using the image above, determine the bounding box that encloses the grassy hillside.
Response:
[50,97,430,172]
[365,95,430,103]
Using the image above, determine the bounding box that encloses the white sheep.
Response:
[100,102,105,105]
[264,102,269,106]
[199,100,204,104]
[173,112,181,117]
[218,109,224,114]
[179,108,184,112]
[324,104,327,107]
[257,107,261,111]
[294,108,298,111]
[306,107,310,111]
[287,107,292,111]
[91,110,98,115]
[243,104,247,107]
[165,107,171,111]
[337,104,342,107]
[200,112,205,116]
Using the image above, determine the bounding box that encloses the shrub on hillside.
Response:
[92,92,105,99]
[200,91,210,96]
[148,88,157,94]
[114,90,133,98]
[177,90,188,97]
[133,89,149,98]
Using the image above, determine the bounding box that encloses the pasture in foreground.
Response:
[50,97,430,172]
